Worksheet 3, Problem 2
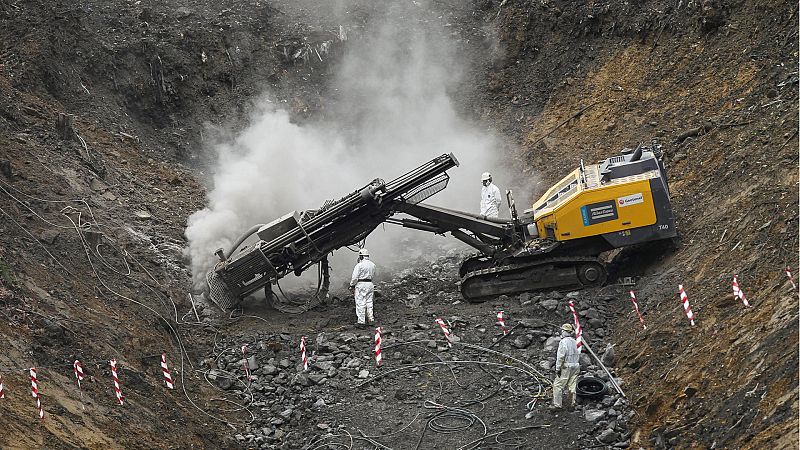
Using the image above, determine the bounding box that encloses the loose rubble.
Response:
[197,255,637,449]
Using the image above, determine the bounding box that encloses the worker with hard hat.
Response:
[480,172,502,218]
[349,248,376,328]
[552,323,581,410]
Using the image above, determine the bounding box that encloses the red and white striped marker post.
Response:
[567,301,583,351]
[629,291,647,329]
[732,275,752,308]
[374,327,383,366]
[678,284,695,326]
[434,318,453,347]
[241,345,252,384]
[73,360,84,390]
[496,311,508,336]
[161,354,174,390]
[30,367,43,419]
[300,336,308,371]
[0,374,5,399]
[786,267,796,290]
[73,360,85,408]
[109,359,124,405]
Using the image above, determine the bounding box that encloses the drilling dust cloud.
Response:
[185,2,509,289]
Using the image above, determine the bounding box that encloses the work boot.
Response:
[354,322,367,329]
[565,393,575,411]
[552,386,563,410]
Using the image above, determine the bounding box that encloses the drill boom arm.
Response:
[208,154,460,306]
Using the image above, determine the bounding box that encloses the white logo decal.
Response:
[617,193,644,207]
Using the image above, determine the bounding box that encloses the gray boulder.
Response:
[597,428,620,443]
[601,345,616,367]
[543,336,561,352]
[540,299,559,310]
[208,369,234,390]
[519,318,546,329]
[584,409,607,422]
[247,355,259,370]
[316,361,334,372]
[512,335,531,349]
[308,373,326,384]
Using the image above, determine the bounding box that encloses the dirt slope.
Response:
[487,0,799,448]
[0,0,797,449]
[0,0,297,447]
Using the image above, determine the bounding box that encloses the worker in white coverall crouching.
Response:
[349,248,376,328]
[480,172,502,218]
[552,323,581,410]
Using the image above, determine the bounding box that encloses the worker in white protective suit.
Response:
[480,172,502,218]
[552,323,581,410]
[349,248,376,328]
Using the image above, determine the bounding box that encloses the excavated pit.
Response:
[0,0,797,449]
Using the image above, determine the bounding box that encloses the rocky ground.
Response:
[0,0,797,449]
[200,255,635,449]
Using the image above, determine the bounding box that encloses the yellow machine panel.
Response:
[533,172,658,241]
[458,145,677,300]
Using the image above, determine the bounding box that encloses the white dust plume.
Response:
[185,2,507,289]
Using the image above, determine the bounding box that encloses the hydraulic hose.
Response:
[224,224,265,259]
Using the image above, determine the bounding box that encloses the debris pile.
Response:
[197,253,641,449]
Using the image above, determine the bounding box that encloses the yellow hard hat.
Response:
[561,323,574,333]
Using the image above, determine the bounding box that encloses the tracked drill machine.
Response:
[205,144,676,310]
[206,154,461,310]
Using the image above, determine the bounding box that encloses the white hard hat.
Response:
[481,172,492,181]
[359,248,369,257]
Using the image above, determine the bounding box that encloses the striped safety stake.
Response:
[161,354,174,389]
[30,367,43,419]
[300,336,308,371]
[73,360,84,389]
[496,311,508,335]
[241,345,252,384]
[678,284,695,326]
[0,374,5,399]
[73,360,85,408]
[567,301,583,351]
[374,327,383,366]
[787,267,796,290]
[629,291,647,329]
[732,275,752,308]
[434,318,453,347]
[109,359,124,405]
